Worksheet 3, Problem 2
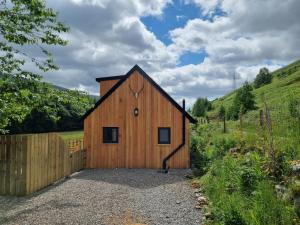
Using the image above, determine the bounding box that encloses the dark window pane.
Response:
[103,127,118,143]
[158,127,170,144]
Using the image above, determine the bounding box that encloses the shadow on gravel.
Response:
[71,169,190,189]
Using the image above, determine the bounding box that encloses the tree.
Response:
[0,0,69,78]
[6,83,94,134]
[227,82,256,120]
[192,97,212,117]
[218,105,226,133]
[0,0,69,133]
[254,67,272,88]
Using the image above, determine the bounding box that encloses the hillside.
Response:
[209,59,300,117]
[190,60,300,224]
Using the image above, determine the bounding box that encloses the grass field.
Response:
[58,130,83,140]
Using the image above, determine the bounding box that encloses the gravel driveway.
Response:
[0,169,202,225]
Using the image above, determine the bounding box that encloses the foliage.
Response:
[201,153,298,225]
[190,124,212,175]
[250,181,297,225]
[227,82,256,120]
[218,105,225,119]
[209,59,300,118]
[0,0,69,78]
[192,97,212,117]
[192,59,300,225]
[224,208,247,225]
[0,76,94,134]
[254,67,272,88]
[211,136,236,159]
[0,0,69,133]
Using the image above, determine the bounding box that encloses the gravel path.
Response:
[0,169,202,225]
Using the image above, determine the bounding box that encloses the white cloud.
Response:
[38,0,300,105]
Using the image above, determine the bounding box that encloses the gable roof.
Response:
[82,65,197,124]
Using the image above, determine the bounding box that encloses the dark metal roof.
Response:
[95,75,125,82]
[82,65,197,124]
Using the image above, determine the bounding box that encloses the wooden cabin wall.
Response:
[99,79,120,96]
[84,71,190,169]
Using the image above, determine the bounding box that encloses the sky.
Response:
[37,0,300,107]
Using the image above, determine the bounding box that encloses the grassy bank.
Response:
[191,60,300,224]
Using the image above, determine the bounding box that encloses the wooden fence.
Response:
[0,133,86,196]
[67,139,84,152]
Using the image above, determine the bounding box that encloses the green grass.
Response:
[191,59,300,224]
[209,59,300,118]
[58,130,83,140]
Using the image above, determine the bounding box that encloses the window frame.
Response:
[158,127,171,144]
[103,127,119,144]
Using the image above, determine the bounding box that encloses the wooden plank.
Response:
[33,134,39,193]
[9,135,16,195]
[0,136,5,194]
[15,135,22,196]
[26,135,31,195]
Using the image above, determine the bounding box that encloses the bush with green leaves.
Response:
[254,67,272,88]
[190,124,213,175]
[192,97,212,117]
[211,136,236,159]
[201,153,299,225]
[227,82,256,120]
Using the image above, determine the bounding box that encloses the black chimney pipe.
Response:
[162,99,186,173]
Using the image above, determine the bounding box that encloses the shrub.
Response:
[224,208,247,225]
[254,67,272,88]
[240,167,259,196]
[212,136,236,159]
[190,134,210,176]
[227,82,256,120]
[192,97,212,117]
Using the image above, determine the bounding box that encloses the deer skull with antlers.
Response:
[129,83,144,99]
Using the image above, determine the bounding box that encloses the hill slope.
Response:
[209,59,300,117]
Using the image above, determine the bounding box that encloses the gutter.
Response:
[162,99,186,173]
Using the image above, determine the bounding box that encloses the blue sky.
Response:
[41,0,300,106]
[141,0,201,46]
[141,0,211,66]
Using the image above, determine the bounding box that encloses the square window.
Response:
[103,127,118,143]
[158,127,171,144]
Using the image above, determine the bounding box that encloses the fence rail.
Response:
[0,133,86,196]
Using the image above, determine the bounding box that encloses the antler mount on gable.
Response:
[129,83,144,99]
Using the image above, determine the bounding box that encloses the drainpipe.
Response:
[162,99,186,173]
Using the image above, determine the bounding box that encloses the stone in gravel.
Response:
[198,196,208,205]
[195,193,202,198]
[176,201,181,204]
[204,212,212,219]
[194,188,202,193]
[195,205,202,209]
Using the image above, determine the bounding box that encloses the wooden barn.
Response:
[83,65,197,170]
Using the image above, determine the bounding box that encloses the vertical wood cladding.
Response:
[84,71,190,169]
[100,79,120,96]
